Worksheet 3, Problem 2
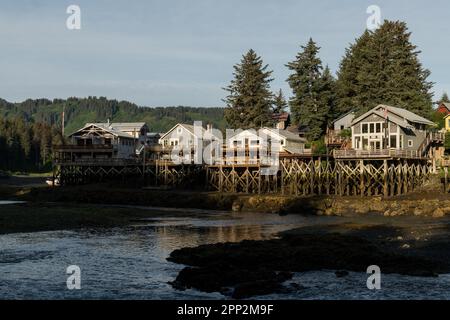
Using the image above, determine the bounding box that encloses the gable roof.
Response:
[69,123,135,139]
[351,104,435,127]
[264,127,307,142]
[108,122,147,132]
[90,122,147,133]
[438,102,450,112]
[159,123,219,140]
[333,110,355,124]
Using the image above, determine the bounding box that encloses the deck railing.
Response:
[53,145,115,151]
[54,158,139,166]
[333,149,426,159]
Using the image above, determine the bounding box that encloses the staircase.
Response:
[136,145,145,155]
[417,132,445,157]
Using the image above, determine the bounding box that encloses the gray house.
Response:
[333,110,355,131]
[350,105,435,151]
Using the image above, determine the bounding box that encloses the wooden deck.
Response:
[333,149,429,160]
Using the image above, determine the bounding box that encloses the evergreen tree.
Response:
[439,92,450,103]
[223,49,274,129]
[286,38,331,141]
[335,30,372,116]
[336,21,433,118]
[272,89,288,114]
[319,66,337,126]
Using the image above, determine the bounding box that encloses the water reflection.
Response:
[0,200,26,205]
[1,211,449,299]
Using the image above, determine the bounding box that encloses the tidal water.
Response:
[1,209,450,300]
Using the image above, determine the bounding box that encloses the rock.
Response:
[169,232,442,298]
[335,270,349,278]
[231,271,293,299]
[432,208,445,218]
[401,244,410,249]
[232,280,283,299]
[289,283,305,291]
[231,202,242,212]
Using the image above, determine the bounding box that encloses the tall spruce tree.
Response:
[223,49,274,129]
[439,92,450,103]
[272,89,287,114]
[286,38,332,141]
[319,66,337,126]
[336,21,433,118]
[335,30,372,116]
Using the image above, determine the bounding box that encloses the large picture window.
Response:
[362,124,368,133]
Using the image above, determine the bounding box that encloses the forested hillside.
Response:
[0,117,64,172]
[0,97,226,134]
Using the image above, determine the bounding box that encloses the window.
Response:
[280,140,284,146]
[362,124,368,133]
[177,127,182,134]
[340,125,344,130]
[408,140,413,147]
[355,137,360,149]
[369,123,375,133]
[390,135,397,148]
[375,123,381,133]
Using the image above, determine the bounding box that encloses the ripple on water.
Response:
[0,212,449,299]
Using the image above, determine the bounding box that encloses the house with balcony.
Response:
[334,104,444,159]
[54,122,148,164]
[158,123,220,164]
[223,127,307,164]
[350,105,435,152]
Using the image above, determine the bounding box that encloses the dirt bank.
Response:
[4,179,447,218]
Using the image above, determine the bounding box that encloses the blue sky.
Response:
[0,0,448,107]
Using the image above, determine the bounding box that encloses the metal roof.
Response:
[351,104,435,127]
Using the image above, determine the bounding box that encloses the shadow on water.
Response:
[1,209,450,299]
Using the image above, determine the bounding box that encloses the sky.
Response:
[0,0,449,107]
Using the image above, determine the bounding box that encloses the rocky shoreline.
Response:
[4,177,447,218]
[168,220,450,299]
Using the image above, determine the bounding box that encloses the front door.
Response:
[369,139,382,150]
